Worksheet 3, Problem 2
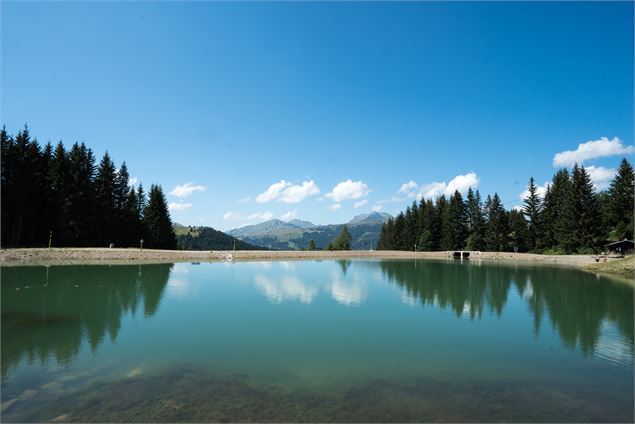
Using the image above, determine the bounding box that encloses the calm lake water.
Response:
[1,259,633,422]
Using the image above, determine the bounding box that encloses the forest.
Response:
[1,126,177,249]
[378,159,634,254]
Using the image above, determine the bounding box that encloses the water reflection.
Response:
[1,264,172,381]
[330,271,366,307]
[254,274,317,304]
[379,260,634,360]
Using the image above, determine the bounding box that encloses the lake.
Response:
[1,259,633,422]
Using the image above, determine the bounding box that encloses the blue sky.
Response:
[2,1,633,230]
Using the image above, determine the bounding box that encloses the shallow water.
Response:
[1,259,633,422]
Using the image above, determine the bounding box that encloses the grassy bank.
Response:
[584,256,635,284]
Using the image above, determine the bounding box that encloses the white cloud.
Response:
[247,211,274,221]
[129,176,138,187]
[518,181,549,200]
[237,197,251,204]
[279,180,320,203]
[256,180,291,203]
[256,180,320,203]
[372,205,382,212]
[587,166,616,190]
[354,199,368,208]
[398,180,418,198]
[420,182,446,199]
[553,137,634,167]
[281,210,298,221]
[329,204,341,211]
[444,172,480,196]
[325,180,370,202]
[254,275,317,305]
[169,182,207,198]
[168,202,192,211]
[223,211,241,220]
[414,172,480,200]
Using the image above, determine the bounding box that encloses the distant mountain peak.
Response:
[288,219,317,228]
[348,212,392,225]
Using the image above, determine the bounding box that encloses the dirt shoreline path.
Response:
[1,248,632,283]
[0,247,614,265]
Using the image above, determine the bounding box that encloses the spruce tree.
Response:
[485,193,508,252]
[507,209,529,252]
[333,225,352,250]
[143,184,177,249]
[607,158,634,240]
[466,189,486,251]
[95,151,117,245]
[522,177,543,251]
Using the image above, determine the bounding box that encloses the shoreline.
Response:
[1,248,632,283]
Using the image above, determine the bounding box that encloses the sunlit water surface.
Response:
[1,259,633,422]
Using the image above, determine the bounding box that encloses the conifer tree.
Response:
[333,225,352,250]
[485,193,508,252]
[607,158,634,240]
[507,209,529,252]
[443,191,468,250]
[522,177,543,251]
[143,184,177,249]
[95,151,117,245]
[544,169,572,251]
[466,189,486,250]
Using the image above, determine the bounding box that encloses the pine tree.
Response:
[95,152,117,245]
[485,193,508,252]
[522,177,543,251]
[544,169,572,251]
[143,184,177,249]
[332,225,352,250]
[66,143,97,245]
[607,158,634,240]
[443,191,468,250]
[573,164,601,251]
[507,209,529,252]
[466,189,486,251]
[417,199,436,250]
[307,239,316,251]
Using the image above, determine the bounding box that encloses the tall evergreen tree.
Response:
[143,184,177,249]
[485,193,508,252]
[607,158,634,240]
[333,225,352,250]
[522,177,543,251]
[443,191,468,250]
[466,189,486,250]
[507,209,529,252]
[95,152,117,245]
[544,169,572,250]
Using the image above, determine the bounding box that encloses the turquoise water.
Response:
[1,259,633,422]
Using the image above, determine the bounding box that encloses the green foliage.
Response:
[1,126,175,249]
[143,184,177,250]
[607,158,634,240]
[177,226,262,250]
[522,177,543,251]
[330,225,352,250]
[307,239,316,251]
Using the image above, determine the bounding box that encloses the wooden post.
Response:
[140,239,144,251]
[48,230,52,249]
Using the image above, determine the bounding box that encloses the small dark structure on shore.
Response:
[452,251,470,260]
[606,239,634,255]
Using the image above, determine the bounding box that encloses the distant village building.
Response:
[606,239,634,255]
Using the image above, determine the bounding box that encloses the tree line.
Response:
[378,159,634,254]
[1,126,177,249]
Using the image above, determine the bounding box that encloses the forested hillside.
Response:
[378,160,634,254]
[176,226,264,251]
[1,126,177,249]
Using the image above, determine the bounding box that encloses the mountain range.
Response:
[227,212,392,250]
